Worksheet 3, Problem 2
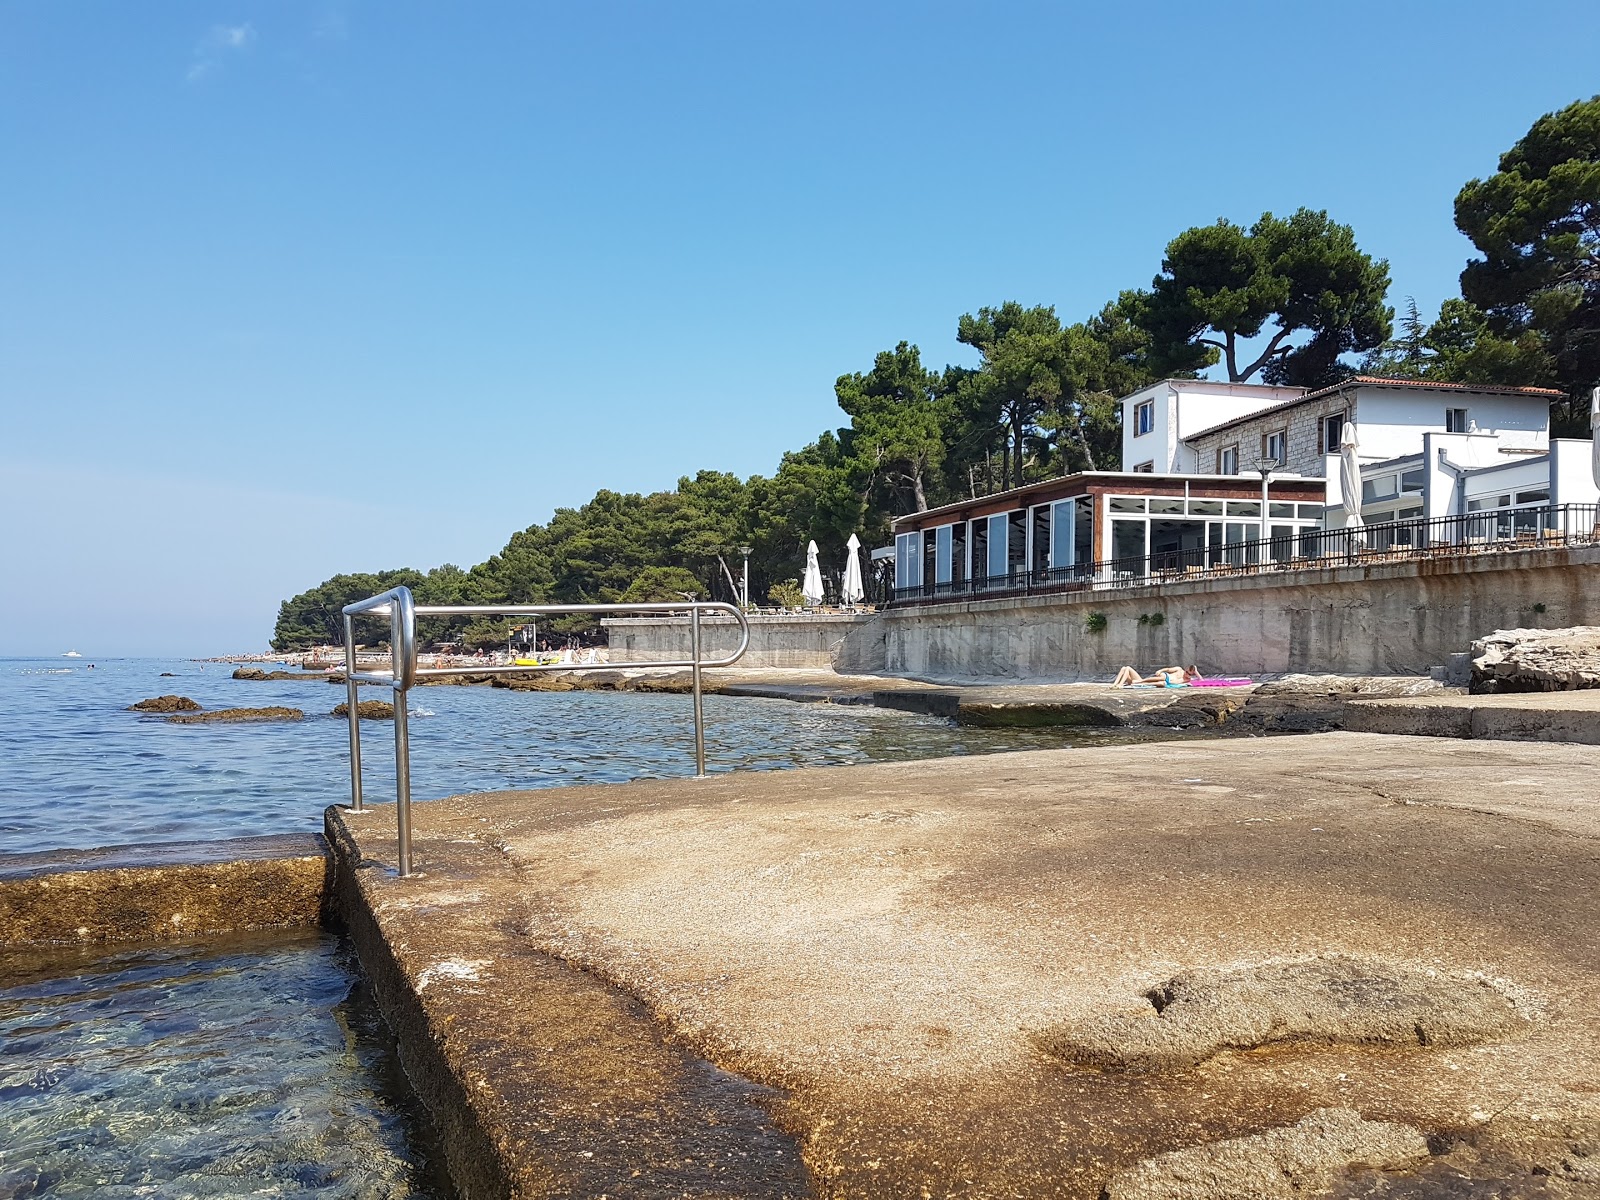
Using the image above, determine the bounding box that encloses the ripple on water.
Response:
[0,929,449,1198]
[0,656,1172,854]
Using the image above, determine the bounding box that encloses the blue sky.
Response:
[4,1,1598,655]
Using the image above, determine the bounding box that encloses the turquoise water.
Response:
[0,928,448,1198]
[0,656,1108,856]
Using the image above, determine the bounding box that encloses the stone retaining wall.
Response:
[601,612,875,669]
[840,544,1600,681]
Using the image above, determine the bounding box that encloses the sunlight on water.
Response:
[0,929,446,1198]
[0,657,1145,855]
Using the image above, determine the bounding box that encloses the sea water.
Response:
[0,656,1140,856]
[0,928,447,1198]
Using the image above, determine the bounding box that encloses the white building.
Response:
[890,375,1594,601]
[1123,374,1592,525]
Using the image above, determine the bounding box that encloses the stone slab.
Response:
[328,734,1600,1199]
[0,833,329,945]
[1346,689,1600,744]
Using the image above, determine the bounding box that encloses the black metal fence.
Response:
[888,503,1600,607]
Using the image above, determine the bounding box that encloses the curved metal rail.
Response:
[339,587,750,875]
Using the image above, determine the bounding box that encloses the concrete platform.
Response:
[327,734,1600,1199]
[1346,688,1600,744]
[0,833,328,945]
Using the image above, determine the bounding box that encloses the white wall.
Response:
[1121,380,1302,473]
[1353,387,1549,460]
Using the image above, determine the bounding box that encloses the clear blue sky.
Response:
[4,1,1598,656]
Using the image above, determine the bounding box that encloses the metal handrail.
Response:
[339,587,749,876]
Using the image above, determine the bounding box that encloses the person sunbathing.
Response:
[1113,665,1200,687]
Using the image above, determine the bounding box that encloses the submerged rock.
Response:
[233,667,319,682]
[1471,627,1600,693]
[129,695,202,713]
[331,700,395,720]
[492,674,579,692]
[167,706,304,724]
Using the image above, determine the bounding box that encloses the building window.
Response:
[1322,412,1346,453]
[1133,460,1154,472]
[1446,407,1470,433]
[1133,399,1155,437]
[1264,429,1287,466]
[1218,445,1239,475]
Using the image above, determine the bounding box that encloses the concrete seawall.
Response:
[602,612,877,669]
[843,543,1600,680]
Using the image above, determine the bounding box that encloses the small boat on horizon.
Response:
[62,650,82,658]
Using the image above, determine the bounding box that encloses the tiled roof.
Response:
[1298,375,1565,402]
[1189,375,1562,440]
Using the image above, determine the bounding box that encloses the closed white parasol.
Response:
[1339,422,1365,545]
[802,540,825,607]
[1590,387,1600,492]
[841,533,865,605]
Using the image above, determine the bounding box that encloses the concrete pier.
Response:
[326,734,1600,1198]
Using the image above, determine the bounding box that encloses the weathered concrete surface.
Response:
[324,810,809,1200]
[329,734,1600,1199]
[1346,689,1600,745]
[0,833,328,945]
[602,613,877,669]
[1103,1106,1429,1200]
[1036,956,1525,1073]
[844,543,1600,681]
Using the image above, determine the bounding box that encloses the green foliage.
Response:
[1084,612,1107,633]
[271,568,427,651]
[1138,209,1393,386]
[1456,94,1600,424]
[835,341,945,514]
[1137,612,1165,627]
[768,580,805,609]
[1362,297,1554,396]
[619,566,706,603]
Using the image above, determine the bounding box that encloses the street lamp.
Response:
[1253,454,1278,563]
[739,545,752,609]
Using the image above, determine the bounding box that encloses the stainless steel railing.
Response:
[339,586,750,876]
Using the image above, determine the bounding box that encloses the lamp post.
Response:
[739,545,752,609]
[1253,455,1277,564]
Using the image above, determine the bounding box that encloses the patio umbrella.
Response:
[1590,386,1600,492]
[802,540,825,607]
[841,533,865,605]
[1339,422,1365,544]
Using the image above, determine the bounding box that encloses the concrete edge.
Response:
[322,808,520,1200]
[0,833,331,946]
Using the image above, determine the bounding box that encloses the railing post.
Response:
[690,605,707,777]
[344,613,363,812]
[393,685,412,876]
[391,587,417,877]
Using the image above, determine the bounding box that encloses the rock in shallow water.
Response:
[129,695,201,713]
[331,700,395,720]
[166,707,304,724]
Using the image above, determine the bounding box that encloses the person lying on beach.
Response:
[1112,665,1200,687]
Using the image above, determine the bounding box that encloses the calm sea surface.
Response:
[0,656,1135,856]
